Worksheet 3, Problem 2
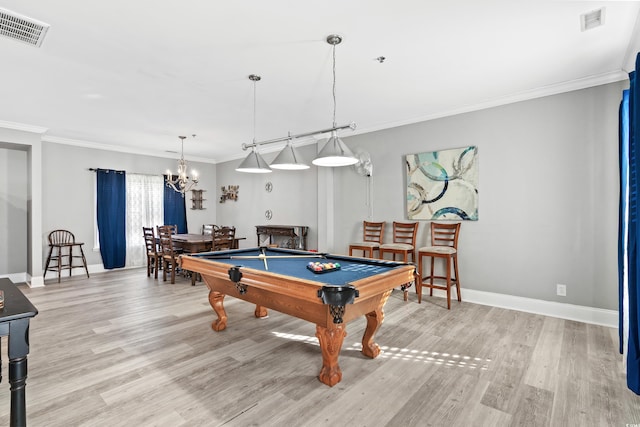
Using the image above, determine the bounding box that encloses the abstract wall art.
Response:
[406,146,478,220]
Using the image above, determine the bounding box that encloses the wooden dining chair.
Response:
[142,227,160,279]
[213,226,236,251]
[202,224,215,235]
[44,229,90,282]
[158,225,180,284]
[348,221,385,258]
[417,222,461,309]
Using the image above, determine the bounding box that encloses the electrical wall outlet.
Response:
[556,284,567,296]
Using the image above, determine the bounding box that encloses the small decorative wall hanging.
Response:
[265,181,273,192]
[220,185,239,203]
[406,146,478,220]
[190,189,206,210]
[265,209,273,220]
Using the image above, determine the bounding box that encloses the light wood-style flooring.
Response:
[0,269,638,426]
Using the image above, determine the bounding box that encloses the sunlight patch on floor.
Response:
[272,331,320,345]
[271,331,490,370]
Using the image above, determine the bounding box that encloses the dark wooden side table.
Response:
[0,279,38,427]
[255,225,309,250]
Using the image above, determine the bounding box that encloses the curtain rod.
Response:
[88,168,160,176]
[88,168,124,174]
[241,122,356,151]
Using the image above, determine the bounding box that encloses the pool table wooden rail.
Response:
[180,253,416,386]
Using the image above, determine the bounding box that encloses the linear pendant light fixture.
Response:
[236,34,356,173]
[312,34,358,167]
[236,74,273,173]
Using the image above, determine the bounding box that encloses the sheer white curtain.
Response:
[126,174,164,267]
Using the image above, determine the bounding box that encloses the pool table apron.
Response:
[181,255,415,387]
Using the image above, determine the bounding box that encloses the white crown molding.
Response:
[217,70,629,165]
[622,9,640,73]
[4,70,629,165]
[42,135,218,164]
[357,70,630,136]
[0,120,48,134]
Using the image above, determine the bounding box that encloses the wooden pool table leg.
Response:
[362,307,384,358]
[254,305,268,318]
[316,324,346,387]
[208,290,228,331]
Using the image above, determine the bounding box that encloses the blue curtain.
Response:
[623,51,640,394]
[96,169,126,269]
[164,176,188,233]
[620,89,629,355]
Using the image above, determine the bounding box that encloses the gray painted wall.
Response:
[333,82,624,310]
[40,143,217,267]
[0,147,28,273]
[215,143,319,250]
[0,80,624,312]
[217,81,624,311]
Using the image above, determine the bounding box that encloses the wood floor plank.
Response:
[508,384,554,427]
[0,269,636,426]
[523,316,564,392]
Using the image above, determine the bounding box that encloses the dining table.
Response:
[171,233,245,253]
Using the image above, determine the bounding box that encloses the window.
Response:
[125,174,164,267]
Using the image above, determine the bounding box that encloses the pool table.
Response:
[180,247,416,386]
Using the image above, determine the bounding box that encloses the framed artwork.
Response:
[406,146,478,220]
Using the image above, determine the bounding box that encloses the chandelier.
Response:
[166,134,198,196]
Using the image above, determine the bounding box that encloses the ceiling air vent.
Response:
[580,8,605,32]
[0,7,50,47]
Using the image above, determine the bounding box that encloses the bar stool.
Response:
[417,222,461,309]
[348,221,385,258]
[379,221,419,263]
[379,221,418,301]
[44,230,90,282]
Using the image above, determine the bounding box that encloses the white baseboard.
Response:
[0,272,45,287]
[29,275,45,287]
[40,263,142,283]
[66,263,142,276]
[0,272,28,283]
[419,287,618,328]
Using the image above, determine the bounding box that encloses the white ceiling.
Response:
[0,1,639,164]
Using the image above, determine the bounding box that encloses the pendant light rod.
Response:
[236,74,273,173]
[241,122,356,151]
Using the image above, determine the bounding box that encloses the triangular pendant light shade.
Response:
[236,74,272,173]
[312,34,357,167]
[312,134,358,167]
[235,149,272,173]
[271,142,310,170]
